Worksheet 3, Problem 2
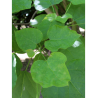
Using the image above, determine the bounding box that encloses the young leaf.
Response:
[15,28,43,51]
[12,0,32,13]
[67,4,85,29]
[30,14,46,27]
[12,53,17,89]
[26,49,35,58]
[45,25,81,52]
[33,0,63,11]
[12,25,24,53]
[31,52,71,88]
[68,0,85,5]
[12,71,41,98]
[41,37,85,98]
[56,13,72,23]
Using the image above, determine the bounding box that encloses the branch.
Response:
[45,8,53,14]
[53,5,59,16]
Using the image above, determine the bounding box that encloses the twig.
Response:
[45,8,53,14]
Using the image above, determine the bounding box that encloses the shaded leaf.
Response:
[30,14,46,27]
[34,0,63,11]
[12,25,24,53]
[41,37,85,98]
[45,25,81,52]
[12,0,32,13]
[67,4,85,28]
[14,54,23,77]
[15,28,43,51]
[12,71,41,98]
[31,52,71,88]
[68,0,85,5]
[12,53,17,89]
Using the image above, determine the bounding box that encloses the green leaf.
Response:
[44,13,57,22]
[12,53,17,89]
[68,0,85,5]
[56,13,72,23]
[31,52,71,88]
[30,14,46,27]
[14,53,23,77]
[26,49,35,58]
[12,0,32,13]
[15,28,43,51]
[12,25,24,53]
[37,19,64,40]
[12,71,41,98]
[34,0,63,11]
[41,37,85,98]
[45,25,81,52]
[67,4,85,29]
[59,37,85,97]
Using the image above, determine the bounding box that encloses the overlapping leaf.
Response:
[30,14,46,27]
[26,49,35,58]
[56,13,72,23]
[37,19,64,40]
[41,37,85,98]
[33,0,63,11]
[45,25,81,52]
[12,53,23,89]
[68,0,85,5]
[12,71,41,98]
[12,25,24,53]
[15,28,43,52]
[12,0,32,13]
[67,4,85,28]
[31,52,71,88]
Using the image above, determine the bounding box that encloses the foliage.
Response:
[12,0,85,98]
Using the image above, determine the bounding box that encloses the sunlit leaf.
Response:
[15,28,43,51]
[33,0,63,11]
[12,71,41,98]
[31,52,71,88]
[12,0,32,13]
[45,25,81,52]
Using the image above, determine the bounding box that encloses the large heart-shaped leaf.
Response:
[31,52,71,88]
[68,0,85,5]
[12,0,32,13]
[67,4,85,29]
[41,37,85,98]
[15,28,43,52]
[12,71,41,98]
[12,25,24,53]
[34,0,63,11]
[45,25,81,52]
